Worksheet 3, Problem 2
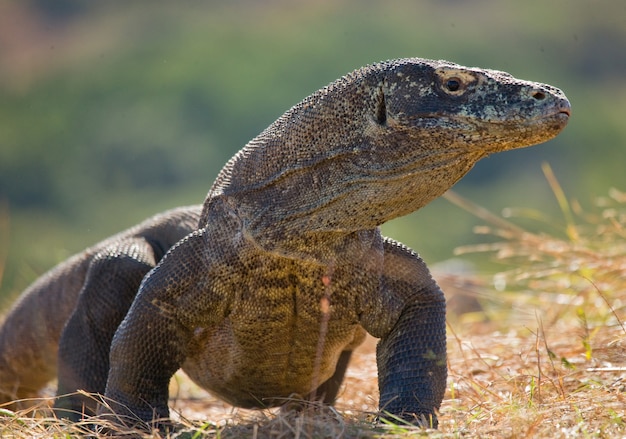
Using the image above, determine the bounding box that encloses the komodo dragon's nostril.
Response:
[532,90,546,100]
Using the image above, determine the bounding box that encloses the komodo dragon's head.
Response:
[372,59,571,154]
[205,58,571,244]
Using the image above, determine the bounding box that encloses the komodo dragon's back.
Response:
[0,206,202,407]
[0,58,570,430]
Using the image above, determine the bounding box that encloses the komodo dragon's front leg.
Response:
[99,232,210,424]
[374,239,446,428]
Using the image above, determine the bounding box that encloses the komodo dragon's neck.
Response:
[199,58,570,260]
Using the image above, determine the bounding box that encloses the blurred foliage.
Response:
[1,0,625,300]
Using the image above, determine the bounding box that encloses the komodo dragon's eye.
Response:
[434,69,477,97]
[444,78,462,92]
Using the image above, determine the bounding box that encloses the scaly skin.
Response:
[0,58,570,430]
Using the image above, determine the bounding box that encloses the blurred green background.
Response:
[1,0,624,303]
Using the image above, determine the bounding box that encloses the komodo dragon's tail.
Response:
[0,255,90,408]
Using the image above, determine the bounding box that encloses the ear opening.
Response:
[375,86,387,125]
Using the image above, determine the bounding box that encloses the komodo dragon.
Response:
[0,58,571,429]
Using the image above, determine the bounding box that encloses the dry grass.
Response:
[441,165,626,438]
[2,169,625,437]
